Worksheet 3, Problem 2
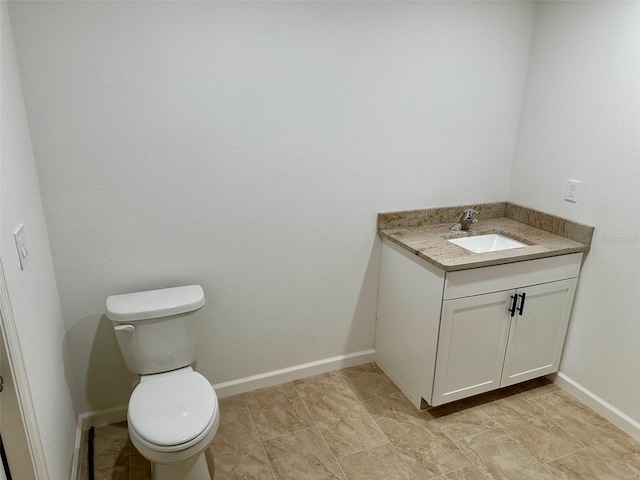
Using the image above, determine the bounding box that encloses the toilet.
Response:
[106,285,219,480]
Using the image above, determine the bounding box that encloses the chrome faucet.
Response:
[450,209,478,231]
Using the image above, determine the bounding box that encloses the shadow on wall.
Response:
[342,236,382,355]
[65,315,136,414]
[62,330,79,416]
[61,235,382,415]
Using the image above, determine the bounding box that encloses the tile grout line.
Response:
[518,387,561,402]
[472,404,561,478]
[450,426,498,477]
[434,404,495,445]
[518,389,592,463]
[344,379,392,458]
[258,424,315,443]
[478,388,592,464]
[293,372,354,480]
[243,398,278,480]
[433,463,491,480]
[439,404,503,476]
[539,392,640,476]
[330,439,392,460]
[453,424,556,478]
[88,374,640,480]
[541,445,588,465]
[295,368,398,477]
[245,382,315,443]
[361,389,478,479]
[359,398,448,479]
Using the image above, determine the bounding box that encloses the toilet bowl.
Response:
[128,368,219,479]
[106,285,218,480]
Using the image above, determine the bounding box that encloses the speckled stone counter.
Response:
[378,202,594,271]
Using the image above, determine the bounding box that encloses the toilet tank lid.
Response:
[106,285,205,322]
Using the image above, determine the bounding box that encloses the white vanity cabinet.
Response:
[433,277,577,405]
[375,237,582,409]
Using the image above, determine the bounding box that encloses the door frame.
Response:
[0,258,48,479]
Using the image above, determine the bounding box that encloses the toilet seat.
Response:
[129,411,218,455]
[128,367,218,450]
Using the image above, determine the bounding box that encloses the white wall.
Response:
[509,2,640,422]
[8,1,536,414]
[0,2,77,478]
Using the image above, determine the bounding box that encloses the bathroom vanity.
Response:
[375,202,593,409]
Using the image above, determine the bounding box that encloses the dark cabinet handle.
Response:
[509,294,518,317]
[518,292,527,315]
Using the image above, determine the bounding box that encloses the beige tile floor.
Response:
[81,364,640,480]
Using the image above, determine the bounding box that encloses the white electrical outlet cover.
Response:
[565,179,580,203]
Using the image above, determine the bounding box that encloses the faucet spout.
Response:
[450,209,478,231]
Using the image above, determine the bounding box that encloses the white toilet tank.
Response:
[106,285,205,375]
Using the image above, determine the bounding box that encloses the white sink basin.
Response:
[448,233,527,253]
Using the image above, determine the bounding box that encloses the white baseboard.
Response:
[69,419,85,480]
[213,349,376,398]
[70,349,375,479]
[77,405,129,430]
[70,405,129,479]
[554,372,640,442]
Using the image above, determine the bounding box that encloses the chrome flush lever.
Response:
[114,324,135,332]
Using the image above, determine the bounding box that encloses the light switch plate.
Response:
[14,224,30,270]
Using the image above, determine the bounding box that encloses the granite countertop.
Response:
[378,202,594,272]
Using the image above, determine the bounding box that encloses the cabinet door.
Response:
[500,278,577,388]
[431,290,512,406]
